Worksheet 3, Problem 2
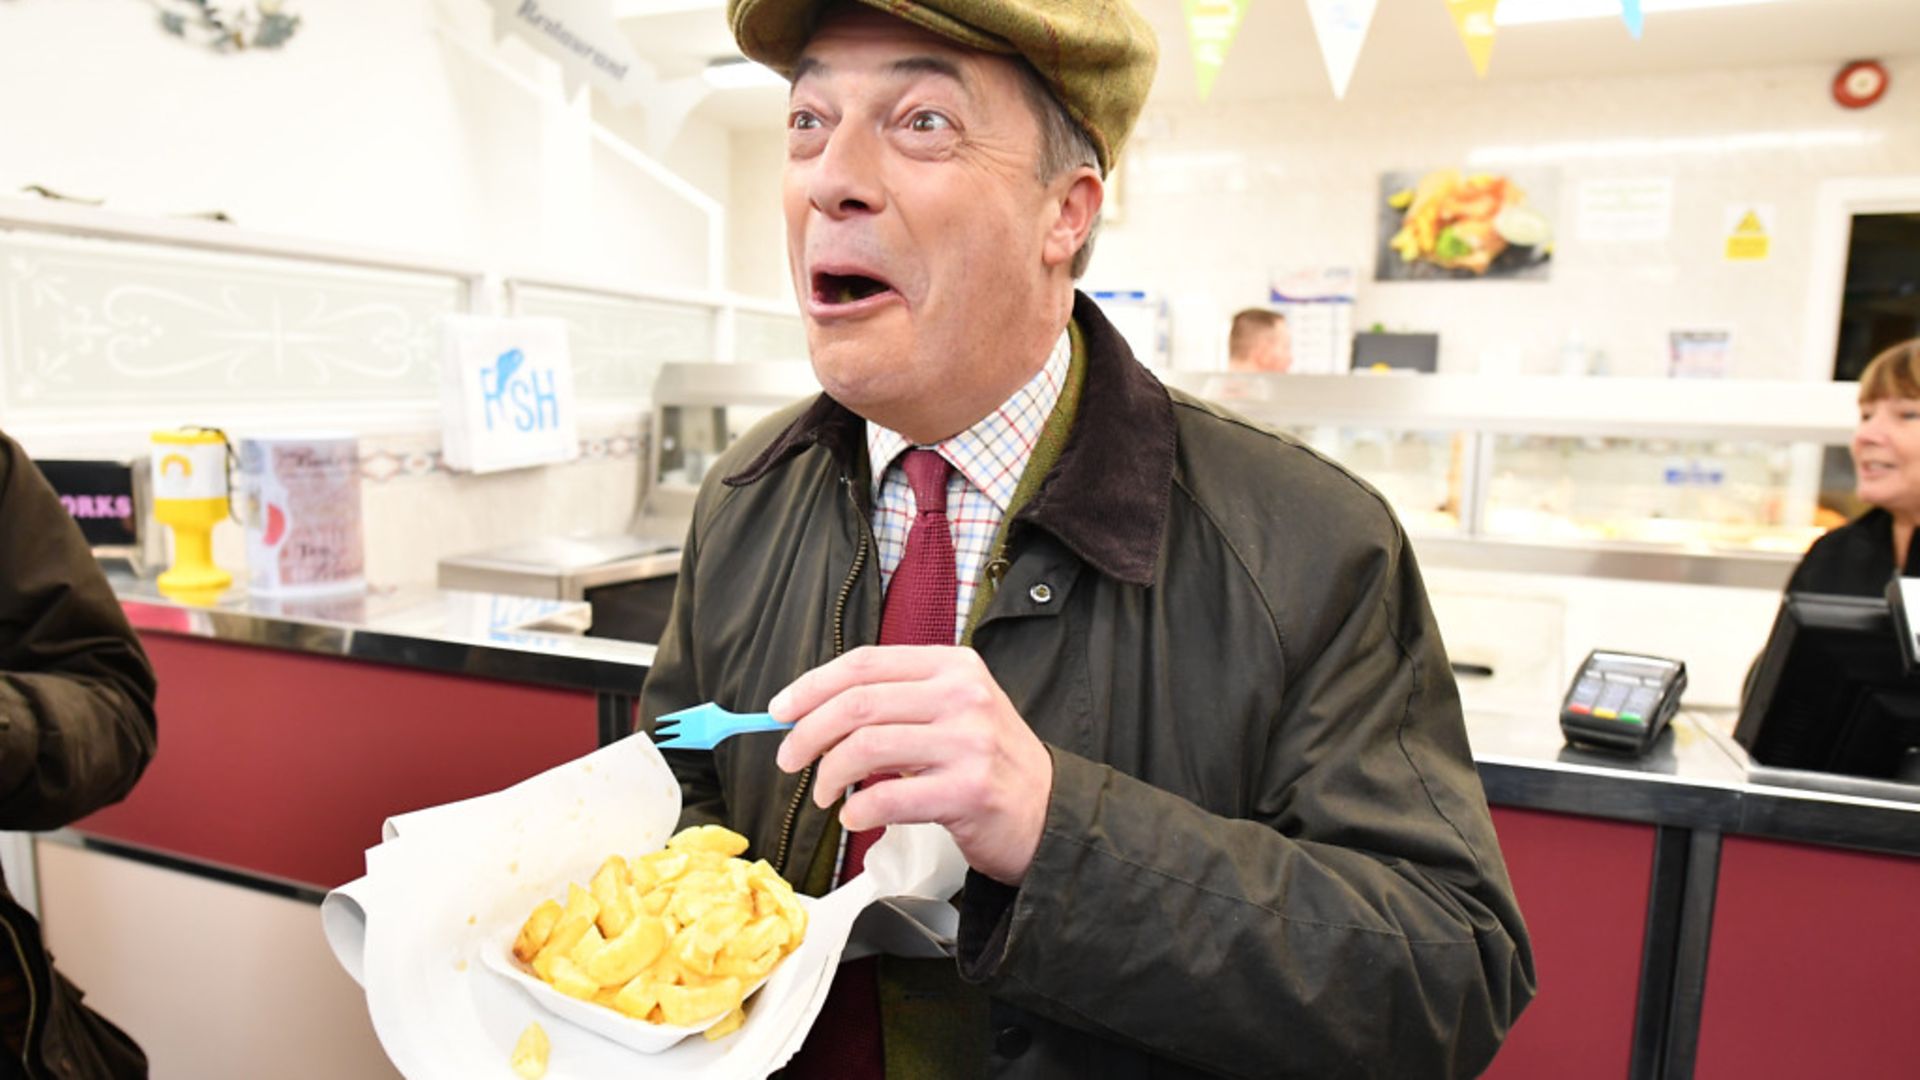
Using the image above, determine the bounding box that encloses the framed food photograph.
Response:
[1375,167,1559,282]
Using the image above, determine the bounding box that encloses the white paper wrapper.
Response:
[323,733,968,1079]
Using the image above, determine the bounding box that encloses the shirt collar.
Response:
[725,292,1176,587]
[864,330,1072,512]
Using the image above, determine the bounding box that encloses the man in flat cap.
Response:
[642,1,1535,1076]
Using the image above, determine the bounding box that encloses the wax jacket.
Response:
[0,432,156,1079]
[640,294,1534,1078]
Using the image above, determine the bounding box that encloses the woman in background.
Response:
[1789,338,1920,595]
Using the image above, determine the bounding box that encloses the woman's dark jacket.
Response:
[0,431,156,1079]
[1787,508,1920,597]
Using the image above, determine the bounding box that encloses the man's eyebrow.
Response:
[889,55,969,93]
[788,54,971,96]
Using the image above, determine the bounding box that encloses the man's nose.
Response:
[809,123,886,218]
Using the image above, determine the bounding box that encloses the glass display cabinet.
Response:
[644,364,1858,591]
[1159,372,1860,589]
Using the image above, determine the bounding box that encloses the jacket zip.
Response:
[0,913,39,1074]
[772,474,872,877]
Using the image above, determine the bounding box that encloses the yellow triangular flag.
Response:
[1734,210,1764,234]
[1183,0,1250,102]
[1445,0,1501,78]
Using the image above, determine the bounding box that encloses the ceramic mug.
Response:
[235,433,365,596]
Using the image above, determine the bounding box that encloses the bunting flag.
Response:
[1305,0,1379,100]
[1621,0,1645,39]
[1444,0,1501,78]
[1182,0,1251,102]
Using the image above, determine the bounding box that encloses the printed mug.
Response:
[235,433,365,596]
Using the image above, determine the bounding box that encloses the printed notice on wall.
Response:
[1575,177,1673,243]
[1723,203,1775,262]
[1669,329,1732,379]
[1269,266,1357,375]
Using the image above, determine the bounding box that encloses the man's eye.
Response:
[907,111,951,133]
[790,110,822,131]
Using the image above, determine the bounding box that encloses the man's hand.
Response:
[769,645,1052,885]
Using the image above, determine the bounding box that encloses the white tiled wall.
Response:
[352,420,650,586]
[1085,57,1920,378]
[0,0,724,289]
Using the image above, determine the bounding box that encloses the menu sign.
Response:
[37,459,142,547]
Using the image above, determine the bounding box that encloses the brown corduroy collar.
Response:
[723,291,1175,587]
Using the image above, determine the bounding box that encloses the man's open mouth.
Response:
[811,269,898,307]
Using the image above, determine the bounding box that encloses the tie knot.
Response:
[900,449,951,515]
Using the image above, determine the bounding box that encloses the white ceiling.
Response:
[609,0,1920,130]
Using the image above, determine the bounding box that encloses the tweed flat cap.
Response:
[729,0,1158,174]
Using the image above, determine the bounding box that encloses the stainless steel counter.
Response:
[110,571,1920,857]
[1468,709,1920,858]
[112,575,655,696]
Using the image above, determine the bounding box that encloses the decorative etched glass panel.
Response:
[511,285,715,398]
[0,232,464,406]
[734,310,807,363]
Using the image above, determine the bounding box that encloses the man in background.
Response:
[0,430,157,1078]
[1228,306,1292,373]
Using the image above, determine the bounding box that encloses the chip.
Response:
[507,825,807,1038]
[510,1021,549,1078]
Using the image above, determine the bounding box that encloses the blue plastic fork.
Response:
[651,702,788,750]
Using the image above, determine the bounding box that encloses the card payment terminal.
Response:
[1560,650,1687,755]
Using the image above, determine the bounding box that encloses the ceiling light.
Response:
[1495,0,1789,27]
[702,59,787,90]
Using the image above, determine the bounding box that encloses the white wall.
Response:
[1082,57,1920,376]
[727,129,796,304]
[0,0,724,291]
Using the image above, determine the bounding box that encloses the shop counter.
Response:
[75,576,655,896]
[1469,710,1920,1080]
[49,584,1920,1078]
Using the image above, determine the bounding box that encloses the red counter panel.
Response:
[1482,807,1655,1079]
[75,632,600,890]
[1694,836,1920,1079]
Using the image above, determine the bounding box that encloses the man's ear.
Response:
[1041,168,1103,271]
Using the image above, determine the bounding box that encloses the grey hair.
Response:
[1014,63,1103,279]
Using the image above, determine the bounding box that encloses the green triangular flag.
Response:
[1183,0,1250,102]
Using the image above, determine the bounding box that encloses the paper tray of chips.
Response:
[476,895,808,1054]
[322,733,968,1079]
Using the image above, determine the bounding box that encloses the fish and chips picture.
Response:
[1376,167,1555,281]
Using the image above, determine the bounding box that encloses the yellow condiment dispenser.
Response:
[150,429,232,599]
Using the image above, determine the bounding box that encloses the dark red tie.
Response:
[787,449,956,1079]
